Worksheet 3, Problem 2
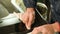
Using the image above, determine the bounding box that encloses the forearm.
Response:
[51,22,60,32]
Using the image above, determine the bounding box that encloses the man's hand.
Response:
[21,8,35,30]
[31,24,55,34]
[13,8,35,30]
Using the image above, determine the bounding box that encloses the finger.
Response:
[21,13,29,29]
[25,23,29,30]
[42,31,47,34]
[13,12,20,18]
[28,12,35,27]
[47,31,54,34]
[24,15,29,29]
[31,29,38,34]
[31,27,42,34]
[47,32,53,34]
[22,15,28,23]
[22,13,29,23]
[19,13,24,20]
[20,14,29,29]
[27,14,33,29]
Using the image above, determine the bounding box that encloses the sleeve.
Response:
[49,0,60,23]
[23,0,37,8]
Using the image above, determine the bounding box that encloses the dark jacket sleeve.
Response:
[49,0,60,23]
[23,0,37,8]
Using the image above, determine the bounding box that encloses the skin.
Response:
[14,8,60,34]
[31,22,60,34]
[13,8,35,30]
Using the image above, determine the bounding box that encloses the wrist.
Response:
[26,8,35,12]
[26,8,35,15]
[52,22,60,32]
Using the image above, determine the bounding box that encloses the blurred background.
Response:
[0,0,20,34]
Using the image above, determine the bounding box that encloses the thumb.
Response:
[25,22,31,30]
[27,14,34,30]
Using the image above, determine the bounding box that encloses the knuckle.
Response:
[34,28,38,31]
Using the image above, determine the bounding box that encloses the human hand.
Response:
[31,24,55,34]
[13,8,35,30]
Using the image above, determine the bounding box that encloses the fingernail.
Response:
[27,26,31,30]
[26,25,31,30]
